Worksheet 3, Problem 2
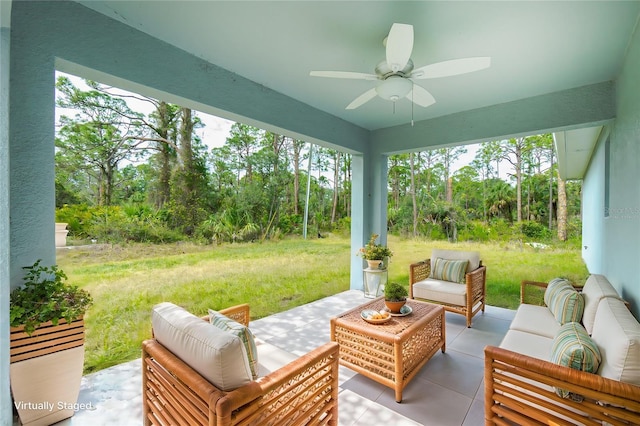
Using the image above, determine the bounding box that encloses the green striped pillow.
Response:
[209,309,259,379]
[544,277,571,307]
[551,322,602,398]
[430,258,469,284]
[544,278,584,324]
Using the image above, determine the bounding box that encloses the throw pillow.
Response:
[550,322,602,398]
[544,278,585,324]
[430,257,469,284]
[543,277,571,307]
[209,309,259,379]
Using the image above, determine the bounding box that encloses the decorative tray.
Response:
[361,309,392,324]
[382,305,413,317]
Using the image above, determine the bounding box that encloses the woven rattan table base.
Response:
[330,297,445,402]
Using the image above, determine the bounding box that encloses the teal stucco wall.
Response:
[583,21,640,316]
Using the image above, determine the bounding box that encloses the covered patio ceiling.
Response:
[74,1,640,176]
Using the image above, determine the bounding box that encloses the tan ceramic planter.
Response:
[10,318,85,426]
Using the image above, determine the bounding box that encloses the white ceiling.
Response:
[78,1,640,132]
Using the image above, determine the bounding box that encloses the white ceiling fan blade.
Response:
[386,23,413,73]
[406,84,436,108]
[411,57,491,79]
[346,88,378,110]
[310,71,378,80]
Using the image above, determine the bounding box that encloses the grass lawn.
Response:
[57,234,588,373]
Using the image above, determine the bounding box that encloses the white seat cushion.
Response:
[581,274,621,335]
[509,304,560,339]
[152,302,253,391]
[412,278,466,306]
[500,329,554,362]
[591,298,640,386]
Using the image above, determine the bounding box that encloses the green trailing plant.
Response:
[10,260,93,335]
[384,282,408,302]
[358,233,393,260]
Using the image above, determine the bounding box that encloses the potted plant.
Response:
[9,260,92,426]
[384,282,408,313]
[358,233,393,269]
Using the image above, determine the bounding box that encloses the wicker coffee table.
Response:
[330,297,445,402]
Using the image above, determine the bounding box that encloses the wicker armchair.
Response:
[409,249,486,327]
[142,304,339,426]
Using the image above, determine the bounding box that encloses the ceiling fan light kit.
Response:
[310,23,491,112]
[376,76,412,101]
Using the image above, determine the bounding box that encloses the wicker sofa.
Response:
[485,275,640,425]
[409,249,486,327]
[142,302,339,426]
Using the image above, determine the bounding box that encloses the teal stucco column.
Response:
[350,146,388,292]
[1,2,12,422]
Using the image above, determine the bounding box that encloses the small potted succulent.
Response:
[358,233,393,269]
[9,260,92,425]
[384,282,408,313]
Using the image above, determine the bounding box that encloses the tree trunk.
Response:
[515,142,523,222]
[156,101,172,208]
[549,146,555,230]
[331,151,340,224]
[409,152,418,237]
[292,141,301,215]
[557,173,567,241]
[446,177,453,204]
[180,108,194,175]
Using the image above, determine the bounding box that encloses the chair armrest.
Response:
[465,265,486,293]
[520,280,549,304]
[409,259,431,284]
[217,341,340,425]
[520,280,583,305]
[409,260,430,299]
[201,303,251,326]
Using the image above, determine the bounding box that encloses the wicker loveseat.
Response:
[485,275,640,425]
[409,249,486,327]
[142,303,339,426]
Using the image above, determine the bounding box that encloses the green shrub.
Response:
[520,220,551,240]
[458,221,490,242]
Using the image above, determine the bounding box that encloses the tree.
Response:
[437,146,468,203]
[168,108,209,235]
[148,101,180,208]
[226,123,261,184]
[56,77,149,205]
[501,137,529,222]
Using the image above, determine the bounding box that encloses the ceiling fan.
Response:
[310,23,490,110]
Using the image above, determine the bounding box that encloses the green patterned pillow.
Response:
[543,277,571,307]
[430,258,469,284]
[209,309,259,379]
[551,322,602,398]
[544,278,584,324]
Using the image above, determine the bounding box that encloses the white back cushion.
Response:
[152,302,253,391]
[581,274,621,335]
[591,298,640,386]
[431,249,480,273]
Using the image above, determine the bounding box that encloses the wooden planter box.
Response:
[10,317,85,426]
